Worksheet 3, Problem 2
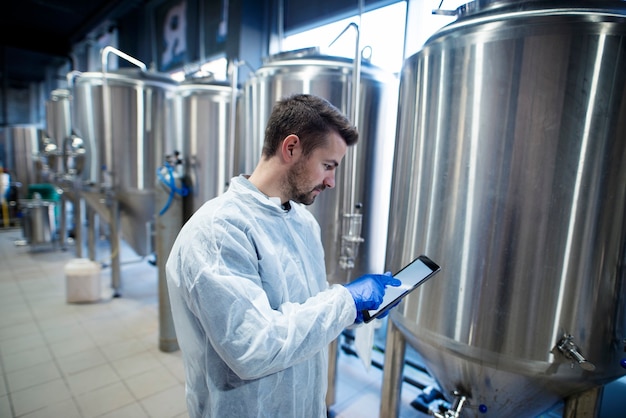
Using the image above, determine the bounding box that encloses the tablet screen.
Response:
[362,255,441,323]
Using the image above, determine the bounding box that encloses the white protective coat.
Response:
[166,175,357,418]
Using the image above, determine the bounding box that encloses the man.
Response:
[166,93,400,417]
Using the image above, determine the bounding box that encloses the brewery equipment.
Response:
[70,46,177,294]
[381,1,626,416]
[243,48,398,285]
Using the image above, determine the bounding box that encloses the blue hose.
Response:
[157,162,188,216]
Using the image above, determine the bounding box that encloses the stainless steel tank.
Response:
[173,77,240,219]
[44,89,72,178]
[385,1,626,416]
[5,125,40,198]
[71,68,177,256]
[244,49,399,284]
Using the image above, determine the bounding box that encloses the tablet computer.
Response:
[362,255,441,323]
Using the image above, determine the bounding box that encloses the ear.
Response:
[281,134,299,161]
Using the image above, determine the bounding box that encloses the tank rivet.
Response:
[479,404,488,413]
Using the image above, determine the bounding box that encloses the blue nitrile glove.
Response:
[344,271,402,323]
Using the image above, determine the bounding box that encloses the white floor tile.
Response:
[139,385,188,418]
[6,361,61,393]
[4,228,566,418]
[2,346,54,374]
[65,363,120,395]
[124,367,180,400]
[20,398,82,418]
[10,378,73,416]
[74,381,136,418]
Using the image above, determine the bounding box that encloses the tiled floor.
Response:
[0,226,428,418]
[2,224,624,418]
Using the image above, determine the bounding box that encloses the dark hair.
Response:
[262,94,359,158]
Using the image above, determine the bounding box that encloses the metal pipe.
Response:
[328,18,366,275]
[74,186,83,258]
[99,47,147,296]
[109,196,121,297]
[226,60,241,191]
[156,168,182,352]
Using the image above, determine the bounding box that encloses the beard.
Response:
[284,160,325,206]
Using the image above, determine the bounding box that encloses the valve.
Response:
[432,391,470,418]
[554,334,596,371]
[338,212,364,269]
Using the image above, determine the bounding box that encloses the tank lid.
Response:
[263,47,321,64]
[180,74,231,87]
[260,48,385,72]
[436,0,626,20]
[50,89,71,100]
[78,67,178,85]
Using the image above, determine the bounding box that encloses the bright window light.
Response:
[170,57,228,82]
[282,2,407,74]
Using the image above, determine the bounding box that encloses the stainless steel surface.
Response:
[385,1,626,416]
[243,51,399,285]
[6,125,39,198]
[20,198,56,246]
[71,68,177,256]
[44,89,72,178]
[173,79,240,217]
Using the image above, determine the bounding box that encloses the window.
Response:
[282,2,407,74]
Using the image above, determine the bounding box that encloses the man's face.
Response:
[284,131,347,205]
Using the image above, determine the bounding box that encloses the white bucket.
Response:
[65,258,101,303]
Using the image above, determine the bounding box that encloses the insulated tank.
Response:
[244,49,398,284]
[71,68,177,256]
[385,1,626,416]
[5,125,40,198]
[44,89,72,179]
[173,77,240,219]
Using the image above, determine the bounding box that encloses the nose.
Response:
[323,173,335,189]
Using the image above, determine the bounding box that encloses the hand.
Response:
[344,271,401,323]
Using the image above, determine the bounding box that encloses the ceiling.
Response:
[1,0,140,87]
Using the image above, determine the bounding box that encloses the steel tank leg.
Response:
[326,337,339,412]
[156,183,181,352]
[59,190,67,249]
[109,198,121,297]
[87,205,96,261]
[562,385,603,418]
[380,319,406,418]
[74,191,83,258]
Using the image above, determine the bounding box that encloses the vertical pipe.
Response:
[326,339,339,408]
[87,205,96,261]
[99,47,147,297]
[59,191,67,249]
[74,187,83,258]
[109,197,121,297]
[156,176,182,352]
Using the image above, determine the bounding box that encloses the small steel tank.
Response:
[44,89,72,179]
[244,49,399,284]
[384,1,626,416]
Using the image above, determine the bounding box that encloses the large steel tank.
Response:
[385,1,626,416]
[71,68,177,256]
[173,77,240,219]
[244,49,398,284]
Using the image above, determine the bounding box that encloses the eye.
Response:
[324,164,334,170]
